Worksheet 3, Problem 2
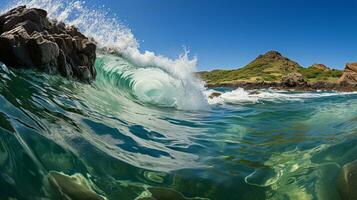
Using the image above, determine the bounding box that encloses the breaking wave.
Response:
[2,1,357,200]
[5,0,207,110]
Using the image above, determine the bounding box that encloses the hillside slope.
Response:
[199,51,342,85]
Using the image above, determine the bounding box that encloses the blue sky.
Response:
[5,0,357,70]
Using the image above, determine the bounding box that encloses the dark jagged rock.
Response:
[0,6,96,82]
[339,62,357,86]
[281,72,307,87]
[208,92,222,99]
[338,160,357,200]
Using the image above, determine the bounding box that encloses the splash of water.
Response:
[206,88,357,105]
[4,0,208,110]
[95,54,208,109]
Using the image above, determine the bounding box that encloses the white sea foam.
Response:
[205,88,258,104]
[207,88,357,105]
[5,0,208,110]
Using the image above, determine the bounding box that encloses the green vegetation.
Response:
[199,51,343,85]
[298,66,342,82]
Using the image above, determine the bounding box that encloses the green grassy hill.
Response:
[298,64,342,82]
[199,51,342,85]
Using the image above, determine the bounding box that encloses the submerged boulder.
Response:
[0,6,96,82]
[338,160,357,200]
[339,63,357,86]
[281,72,307,87]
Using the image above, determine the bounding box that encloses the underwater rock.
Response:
[338,160,357,200]
[339,62,357,86]
[0,6,96,82]
[47,171,106,200]
[282,72,307,87]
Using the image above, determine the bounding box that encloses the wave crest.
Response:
[5,0,208,110]
[96,54,207,109]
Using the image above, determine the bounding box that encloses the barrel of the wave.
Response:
[95,54,208,110]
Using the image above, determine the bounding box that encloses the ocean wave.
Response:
[95,54,208,109]
[5,0,207,110]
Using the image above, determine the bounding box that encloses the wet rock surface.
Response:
[0,6,96,82]
[208,92,222,99]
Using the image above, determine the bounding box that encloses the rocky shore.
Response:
[205,81,357,92]
[205,63,357,92]
[0,6,97,82]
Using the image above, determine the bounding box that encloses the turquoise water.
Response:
[1,54,357,200]
[1,1,357,199]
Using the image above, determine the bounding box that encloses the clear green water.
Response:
[1,55,357,200]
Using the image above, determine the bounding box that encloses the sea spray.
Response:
[206,88,357,105]
[6,0,208,110]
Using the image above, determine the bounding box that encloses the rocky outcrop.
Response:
[281,72,307,87]
[338,160,357,200]
[0,6,96,82]
[208,92,222,99]
[310,64,331,72]
[339,63,357,86]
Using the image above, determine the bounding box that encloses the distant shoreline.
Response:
[200,51,357,92]
[205,81,357,92]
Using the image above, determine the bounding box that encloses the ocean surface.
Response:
[1,1,357,200]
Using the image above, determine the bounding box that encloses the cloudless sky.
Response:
[4,0,357,70]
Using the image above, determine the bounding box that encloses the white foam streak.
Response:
[207,88,357,105]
